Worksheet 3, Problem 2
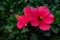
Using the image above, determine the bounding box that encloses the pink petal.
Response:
[23,6,31,21]
[30,7,39,18]
[39,22,50,31]
[16,16,28,29]
[31,18,39,27]
[16,15,23,21]
[43,13,54,24]
[38,6,50,19]
[29,7,39,27]
[17,21,25,29]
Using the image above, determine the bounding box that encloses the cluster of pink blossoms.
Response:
[15,6,54,31]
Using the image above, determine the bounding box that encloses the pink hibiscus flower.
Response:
[30,6,54,31]
[15,6,54,31]
[15,6,31,29]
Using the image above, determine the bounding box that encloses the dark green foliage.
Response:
[0,0,60,40]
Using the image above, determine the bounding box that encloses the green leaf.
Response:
[31,33,38,40]
[55,0,59,4]
[0,6,5,11]
[51,36,60,40]
[54,10,60,24]
[51,6,57,13]
[7,15,17,25]
[10,4,14,9]
[3,1,8,6]
[21,28,29,33]
[10,9,14,12]
[43,31,51,36]
[5,25,14,30]
[51,25,59,33]
[57,24,60,28]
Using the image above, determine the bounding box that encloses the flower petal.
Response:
[17,21,25,29]
[16,16,28,29]
[29,7,39,27]
[16,15,22,21]
[31,18,39,27]
[30,7,39,18]
[43,13,54,24]
[23,6,31,21]
[39,22,50,31]
[38,6,50,19]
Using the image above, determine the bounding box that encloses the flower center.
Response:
[38,16,43,21]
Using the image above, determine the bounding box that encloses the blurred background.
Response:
[0,0,60,40]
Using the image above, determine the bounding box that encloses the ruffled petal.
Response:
[16,16,28,29]
[31,18,39,27]
[43,13,54,24]
[30,7,39,18]
[23,6,31,21]
[38,6,50,19]
[39,22,50,31]
[17,21,25,29]
[29,7,39,27]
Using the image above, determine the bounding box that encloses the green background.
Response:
[0,0,60,40]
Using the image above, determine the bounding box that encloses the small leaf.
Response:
[10,4,14,9]
[5,25,14,30]
[57,24,60,28]
[54,10,60,24]
[55,0,59,4]
[10,9,14,12]
[51,25,59,33]
[51,6,56,13]
[31,33,38,40]
[21,28,29,33]
[43,31,51,36]
[0,6,5,11]
[3,1,7,6]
